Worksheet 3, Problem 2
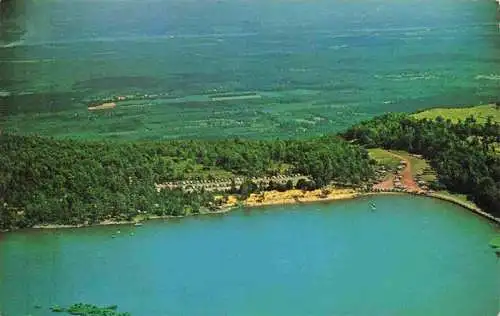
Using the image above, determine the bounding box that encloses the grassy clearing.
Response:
[368,148,437,181]
[431,190,483,213]
[411,104,499,124]
[368,148,400,169]
[388,150,437,181]
[435,190,470,204]
[369,141,490,215]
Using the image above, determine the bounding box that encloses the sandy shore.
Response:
[242,188,358,207]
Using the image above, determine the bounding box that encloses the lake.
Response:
[1,0,499,139]
[1,195,498,315]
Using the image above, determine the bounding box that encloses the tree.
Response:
[239,180,258,199]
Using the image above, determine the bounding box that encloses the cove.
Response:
[0,195,498,315]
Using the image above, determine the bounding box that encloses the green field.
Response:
[389,150,437,181]
[368,148,437,181]
[367,148,401,169]
[412,104,500,124]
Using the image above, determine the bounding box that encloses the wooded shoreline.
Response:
[27,189,499,232]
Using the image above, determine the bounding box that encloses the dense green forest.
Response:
[342,111,500,217]
[0,133,374,230]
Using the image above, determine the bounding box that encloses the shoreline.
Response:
[30,208,233,230]
[427,192,500,224]
[25,189,499,231]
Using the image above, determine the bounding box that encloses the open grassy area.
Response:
[367,148,401,169]
[435,190,471,204]
[381,149,437,182]
[430,190,482,213]
[368,148,437,181]
[411,104,500,124]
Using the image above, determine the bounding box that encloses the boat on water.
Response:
[369,202,376,211]
[134,222,143,227]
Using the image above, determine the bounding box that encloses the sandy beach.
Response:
[242,188,358,207]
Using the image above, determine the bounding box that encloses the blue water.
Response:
[0,195,498,315]
[0,0,499,139]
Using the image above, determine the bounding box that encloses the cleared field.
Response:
[414,104,500,157]
[370,148,436,181]
[411,104,500,124]
[367,148,400,169]
[390,150,437,181]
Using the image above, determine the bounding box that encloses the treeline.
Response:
[0,133,374,229]
[343,112,500,217]
[137,136,374,185]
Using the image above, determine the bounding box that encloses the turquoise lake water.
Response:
[0,0,499,139]
[0,195,498,315]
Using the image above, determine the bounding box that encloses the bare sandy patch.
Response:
[88,102,116,111]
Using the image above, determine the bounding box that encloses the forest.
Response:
[342,111,500,217]
[0,133,374,229]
